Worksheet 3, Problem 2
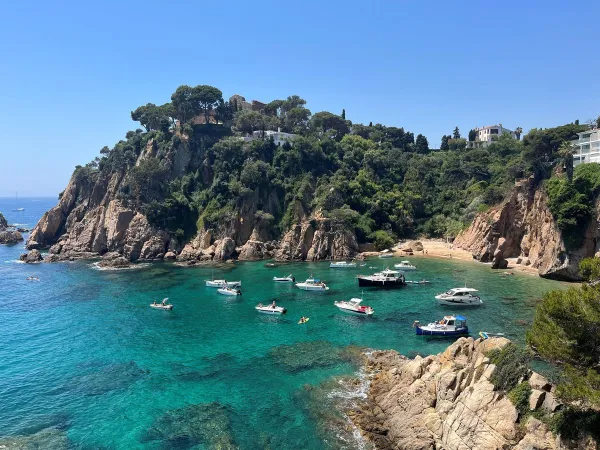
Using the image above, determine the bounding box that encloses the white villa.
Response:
[572,128,600,166]
[467,124,517,148]
[243,128,297,146]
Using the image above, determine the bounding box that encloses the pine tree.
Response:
[453,126,461,139]
[415,134,429,153]
[440,135,450,151]
[341,109,346,120]
[369,121,373,127]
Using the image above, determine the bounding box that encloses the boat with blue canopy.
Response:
[413,315,469,336]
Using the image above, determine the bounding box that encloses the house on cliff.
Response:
[243,128,298,147]
[572,128,600,166]
[467,124,517,148]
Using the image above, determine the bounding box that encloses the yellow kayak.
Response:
[298,318,310,324]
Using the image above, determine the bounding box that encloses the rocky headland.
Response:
[455,177,599,281]
[349,337,595,450]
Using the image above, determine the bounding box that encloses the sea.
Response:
[0,197,566,449]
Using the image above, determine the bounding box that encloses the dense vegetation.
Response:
[73,84,594,247]
[526,257,600,440]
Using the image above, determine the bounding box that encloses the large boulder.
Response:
[0,230,23,245]
[20,249,43,263]
[0,211,7,229]
[214,237,236,260]
[98,256,130,269]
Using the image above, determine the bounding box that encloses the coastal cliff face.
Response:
[350,338,593,450]
[454,177,599,280]
[26,149,358,263]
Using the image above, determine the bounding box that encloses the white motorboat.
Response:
[206,279,241,288]
[273,274,295,283]
[295,276,329,291]
[334,298,374,316]
[330,261,357,268]
[150,298,173,310]
[378,253,393,259]
[394,260,417,271]
[414,315,469,336]
[435,288,482,306]
[217,285,242,296]
[255,302,287,315]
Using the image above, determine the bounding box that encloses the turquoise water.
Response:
[0,198,566,448]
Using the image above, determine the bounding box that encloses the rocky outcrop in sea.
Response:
[454,177,599,281]
[349,337,595,450]
[0,211,24,245]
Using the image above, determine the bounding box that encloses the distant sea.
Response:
[0,197,565,448]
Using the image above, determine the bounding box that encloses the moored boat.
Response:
[217,285,242,296]
[330,261,357,268]
[255,302,287,315]
[414,315,468,336]
[273,274,295,283]
[206,279,241,288]
[378,253,393,259]
[435,288,482,306]
[334,297,374,316]
[357,268,405,288]
[150,298,173,310]
[394,260,417,271]
[295,276,329,291]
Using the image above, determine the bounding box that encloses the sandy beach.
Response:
[391,239,540,276]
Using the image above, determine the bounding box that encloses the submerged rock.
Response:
[0,427,70,450]
[140,402,238,449]
[269,341,365,373]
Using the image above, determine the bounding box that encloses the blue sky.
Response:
[0,0,598,197]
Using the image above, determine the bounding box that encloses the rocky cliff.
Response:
[26,146,358,263]
[454,177,599,280]
[349,337,594,450]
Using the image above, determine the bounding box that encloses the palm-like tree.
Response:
[558,141,577,183]
[515,127,523,140]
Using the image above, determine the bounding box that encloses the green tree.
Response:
[370,230,395,251]
[468,129,476,142]
[232,110,268,135]
[171,85,195,123]
[453,126,461,139]
[558,141,576,182]
[341,109,346,120]
[310,111,349,139]
[440,135,450,151]
[527,279,600,407]
[415,134,429,153]
[191,85,223,124]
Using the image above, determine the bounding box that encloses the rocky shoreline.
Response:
[347,337,595,450]
[0,211,27,245]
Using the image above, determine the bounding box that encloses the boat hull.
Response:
[415,326,468,336]
[296,284,328,291]
[217,289,241,296]
[357,278,405,288]
[334,306,373,316]
[273,278,294,283]
[436,298,482,306]
[330,264,357,268]
[206,281,241,288]
[150,304,173,310]
[256,307,287,315]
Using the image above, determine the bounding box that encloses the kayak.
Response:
[298,318,310,324]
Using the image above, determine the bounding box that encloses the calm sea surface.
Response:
[0,197,565,448]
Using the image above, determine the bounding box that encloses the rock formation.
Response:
[454,177,600,280]
[20,249,43,263]
[0,211,24,245]
[350,337,594,450]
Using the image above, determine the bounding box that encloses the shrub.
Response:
[488,344,531,392]
[508,382,532,418]
[550,408,600,442]
[370,230,395,251]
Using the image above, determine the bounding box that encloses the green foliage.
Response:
[487,344,531,392]
[545,163,600,249]
[508,382,532,418]
[468,129,476,142]
[579,257,600,283]
[370,230,395,251]
[549,408,600,442]
[527,283,600,408]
